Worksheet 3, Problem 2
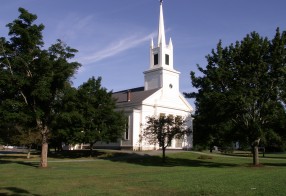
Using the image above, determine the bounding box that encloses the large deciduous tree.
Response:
[0,8,80,167]
[144,115,191,162]
[186,29,286,165]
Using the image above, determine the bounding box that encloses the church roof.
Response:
[112,87,159,107]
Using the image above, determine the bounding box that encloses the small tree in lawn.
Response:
[11,127,41,159]
[144,115,191,162]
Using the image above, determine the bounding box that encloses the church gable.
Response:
[142,89,193,113]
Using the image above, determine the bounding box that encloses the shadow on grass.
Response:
[0,159,39,168]
[263,162,286,167]
[0,155,30,159]
[2,150,284,168]
[0,187,41,196]
[0,150,105,168]
[48,150,105,159]
[213,151,286,160]
[262,153,286,159]
[220,152,253,158]
[0,150,39,167]
[1,150,238,168]
[99,152,238,168]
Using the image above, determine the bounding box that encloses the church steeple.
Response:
[158,0,166,47]
[144,0,180,91]
[148,0,173,70]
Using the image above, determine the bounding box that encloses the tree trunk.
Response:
[40,142,48,168]
[27,144,31,159]
[40,132,49,168]
[252,146,259,166]
[252,138,260,166]
[162,147,166,163]
[89,143,94,157]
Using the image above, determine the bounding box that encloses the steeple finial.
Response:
[157,0,166,47]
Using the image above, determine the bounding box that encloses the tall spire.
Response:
[145,0,179,91]
[157,0,166,47]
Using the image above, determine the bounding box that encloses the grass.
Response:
[0,150,286,196]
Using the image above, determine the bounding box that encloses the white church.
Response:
[94,1,193,151]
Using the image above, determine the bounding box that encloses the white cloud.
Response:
[77,31,157,65]
[55,14,95,41]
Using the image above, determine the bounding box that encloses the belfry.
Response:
[144,1,179,92]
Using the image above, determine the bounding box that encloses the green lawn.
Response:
[0,150,286,196]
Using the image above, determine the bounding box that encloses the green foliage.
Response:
[76,77,126,149]
[50,83,84,150]
[50,77,126,152]
[10,128,41,148]
[1,8,126,160]
[0,7,81,166]
[187,29,286,154]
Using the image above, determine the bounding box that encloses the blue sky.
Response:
[1,0,286,108]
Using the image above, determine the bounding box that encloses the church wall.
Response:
[121,112,133,148]
[144,90,191,113]
[144,69,162,90]
[136,100,192,150]
[137,89,193,149]
[161,69,179,92]
[137,105,159,150]
[131,110,142,150]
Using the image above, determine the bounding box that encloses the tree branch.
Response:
[0,41,29,105]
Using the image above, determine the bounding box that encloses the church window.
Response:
[154,54,158,65]
[125,126,129,140]
[165,54,169,65]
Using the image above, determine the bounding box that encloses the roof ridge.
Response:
[113,86,144,94]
